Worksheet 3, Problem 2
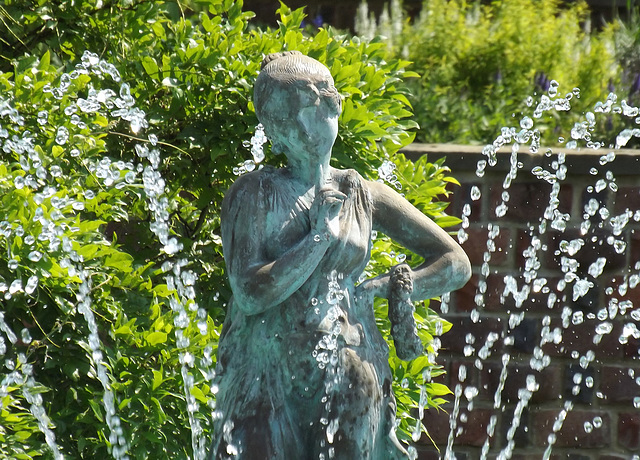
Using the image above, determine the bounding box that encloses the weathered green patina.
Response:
[209,51,471,459]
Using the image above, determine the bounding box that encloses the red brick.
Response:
[451,409,494,447]
[415,447,441,460]
[508,454,546,460]
[623,335,640,359]
[618,412,640,450]
[532,409,610,448]
[439,316,505,356]
[420,406,451,445]
[438,360,482,391]
[546,228,627,273]
[453,274,510,312]
[541,319,626,361]
[613,186,640,215]
[480,363,562,405]
[630,229,640,271]
[426,160,640,456]
[460,225,512,267]
[450,274,483,313]
[450,182,484,224]
[489,182,572,223]
[549,454,593,460]
[600,365,640,403]
[483,274,514,312]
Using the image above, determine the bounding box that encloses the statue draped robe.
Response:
[210,167,409,459]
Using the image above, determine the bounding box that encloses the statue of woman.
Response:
[209,51,471,459]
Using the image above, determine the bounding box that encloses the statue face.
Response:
[268,83,339,161]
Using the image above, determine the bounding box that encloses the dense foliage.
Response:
[357,0,623,146]
[0,0,460,458]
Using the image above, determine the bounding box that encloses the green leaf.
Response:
[190,386,208,404]
[428,383,453,396]
[434,216,462,227]
[145,331,167,346]
[104,252,134,273]
[152,369,163,390]
[38,51,50,70]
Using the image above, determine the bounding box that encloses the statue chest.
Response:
[263,194,371,273]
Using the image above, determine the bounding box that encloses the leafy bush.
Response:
[0,0,461,457]
[358,0,620,146]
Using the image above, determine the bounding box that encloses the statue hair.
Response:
[253,51,341,134]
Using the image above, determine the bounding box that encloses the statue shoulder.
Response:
[221,166,279,213]
[333,168,367,191]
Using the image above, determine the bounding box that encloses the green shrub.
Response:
[358,0,620,146]
[0,0,461,457]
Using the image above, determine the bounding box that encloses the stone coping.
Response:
[401,143,640,176]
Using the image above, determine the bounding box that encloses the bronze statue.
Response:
[209,51,471,459]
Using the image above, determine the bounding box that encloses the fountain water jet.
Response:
[425,83,640,458]
[0,50,213,459]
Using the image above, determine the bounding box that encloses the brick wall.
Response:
[402,144,640,459]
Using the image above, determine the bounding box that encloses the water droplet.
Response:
[28,251,43,262]
[37,111,48,125]
[378,159,397,183]
[77,97,100,113]
[25,276,38,295]
[520,117,533,129]
[592,416,602,428]
[20,328,32,344]
[50,165,62,177]
[55,126,69,145]
[64,104,77,116]
[243,159,256,172]
[164,237,183,255]
[470,185,481,201]
[14,176,25,189]
[124,171,136,184]
[9,279,22,294]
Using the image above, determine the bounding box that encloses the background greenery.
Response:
[358,0,640,147]
[0,0,460,457]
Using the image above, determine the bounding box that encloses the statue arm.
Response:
[227,233,332,316]
[358,179,471,302]
[221,175,341,316]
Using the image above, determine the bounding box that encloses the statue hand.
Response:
[390,263,413,301]
[355,264,414,305]
[310,187,346,241]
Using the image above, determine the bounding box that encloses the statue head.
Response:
[254,51,342,155]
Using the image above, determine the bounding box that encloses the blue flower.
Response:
[629,73,640,96]
[534,71,550,92]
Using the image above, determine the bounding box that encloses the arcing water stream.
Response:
[438,85,640,458]
[0,51,212,459]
